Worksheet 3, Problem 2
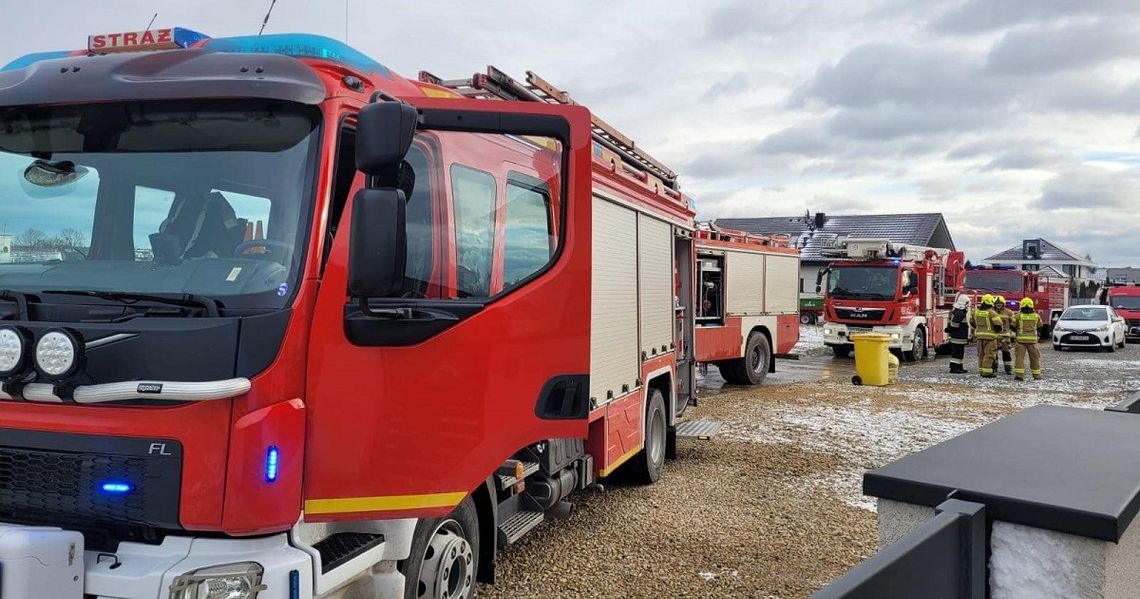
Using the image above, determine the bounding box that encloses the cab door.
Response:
[304,99,593,520]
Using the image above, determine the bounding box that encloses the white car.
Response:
[1052,305,1128,352]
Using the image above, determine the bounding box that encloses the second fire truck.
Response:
[693,225,800,385]
[961,266,1069,337]
[818,238,965,360]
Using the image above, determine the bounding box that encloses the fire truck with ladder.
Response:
[817,238,965,360]
[961,266,1069,338]
[693,224,800,385]
[0,29,730,599]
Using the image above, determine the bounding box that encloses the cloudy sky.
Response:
[4,0,1140,265]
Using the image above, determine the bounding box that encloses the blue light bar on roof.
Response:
[202,33,391,78]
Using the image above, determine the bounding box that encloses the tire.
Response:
[631,389,666,484]
[401,496,480,599]
[831,345,851,358]
[800,313,812,325]
[903,328,925,362]
[1107,342,1116,353]
[717,332,771,385]
[1053,344,1061,351]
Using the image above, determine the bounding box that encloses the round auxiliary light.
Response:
[0,326,29,378]
[35,329,82,380]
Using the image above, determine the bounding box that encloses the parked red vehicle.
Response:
[1100,285,1140,340]
[818,238,965,360]
[0,30,719,599]
[693,224,800,385]
[961,266,1069,337]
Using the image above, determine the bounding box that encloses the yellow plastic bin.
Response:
[850,333,899,386]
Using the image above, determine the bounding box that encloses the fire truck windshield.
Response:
[1110,296,1140,310]
[0,99,320,311]
[828,266,898,300]
[962,271,1022,293]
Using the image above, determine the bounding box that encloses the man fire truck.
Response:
[692,224,800,385]
[817,238,965,360]
[0,29,719,599]
[961,266,1069,338]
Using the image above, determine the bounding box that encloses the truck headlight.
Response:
[824,328,833,335]
[169,562,265,599]
[890,333,900,339]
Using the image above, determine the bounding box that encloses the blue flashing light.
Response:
[203,33,391,78]
[101,482,132,494]
[891,258,902,266]
[265,446,280,483]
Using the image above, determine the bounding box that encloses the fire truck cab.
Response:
[0,30,712,599]
[961,266,1069,338]
[1099,285,1140,340]
[818,238,964,360]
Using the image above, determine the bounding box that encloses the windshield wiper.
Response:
[42,290,221,318]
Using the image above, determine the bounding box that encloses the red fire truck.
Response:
[818,238,965,360]
[0,29,720,599]
[693,224,800,385]
[961,266,1069,337]
[1098,285,1140,340]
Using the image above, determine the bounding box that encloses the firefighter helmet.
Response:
[954,294,971,310]
[981,294,995,306]
[1020,297,1035,309]
[996,295,1006,308]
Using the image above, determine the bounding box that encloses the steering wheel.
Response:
[235,239,294,263]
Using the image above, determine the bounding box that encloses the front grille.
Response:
[1128,319,1140,329]
[834,307,885,322]
[0,429,182,530]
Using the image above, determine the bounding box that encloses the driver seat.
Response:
[151,191,247,262]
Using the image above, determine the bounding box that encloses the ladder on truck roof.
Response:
[419,66,679,192]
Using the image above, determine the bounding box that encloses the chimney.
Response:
[814,212,827,230]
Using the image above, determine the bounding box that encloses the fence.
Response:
[811,499,985,599]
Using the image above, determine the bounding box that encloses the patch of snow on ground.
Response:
[792,325,828,357]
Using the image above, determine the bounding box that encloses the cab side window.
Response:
[503,173,554,289]
[450,165,496,297]
[403,146,435,296]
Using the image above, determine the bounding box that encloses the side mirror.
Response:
[815,268,828,294]
[348,101,417,298]
[356,102,418,180]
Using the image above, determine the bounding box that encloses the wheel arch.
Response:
[645,370,673,424]
[747,325,776,373]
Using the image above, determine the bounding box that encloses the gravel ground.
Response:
[478,327,1137,598]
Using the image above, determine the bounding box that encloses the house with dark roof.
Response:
[714,213,956,295]
[984,239,1097,285]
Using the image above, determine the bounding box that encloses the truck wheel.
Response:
[831,345,850,358]
[800,313,812,325]
[632,389,666,484]
[903,328,925,362]
[718,333,771,385]
[401,496,479,599]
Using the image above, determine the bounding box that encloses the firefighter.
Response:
[1014,297,1044,381]
[972,294,1004,378]
[945,294,971,373]
[993,295,1014,375]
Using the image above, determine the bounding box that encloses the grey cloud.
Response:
[985,19,1140,75]
[931,0,1134,33]
[981,148,1074,171]
[792,43,993,110]
[1037,166,1140,210]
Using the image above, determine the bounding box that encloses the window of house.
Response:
[502,173,554,289]
[451,165,496,297]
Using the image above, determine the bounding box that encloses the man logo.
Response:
[137,383,163,394]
